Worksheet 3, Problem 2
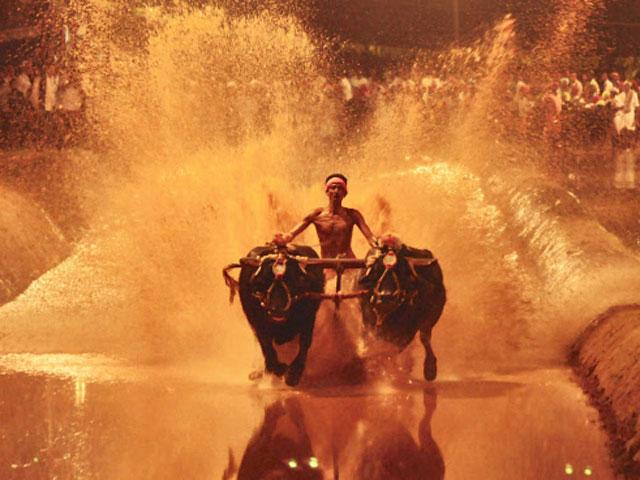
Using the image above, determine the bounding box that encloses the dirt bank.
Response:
[0,182,71,305]
[0,149,100,306]
[571,304,640,478]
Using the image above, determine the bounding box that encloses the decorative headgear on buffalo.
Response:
[325,173,348,193]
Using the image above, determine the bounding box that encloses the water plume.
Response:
[1,4,639,383]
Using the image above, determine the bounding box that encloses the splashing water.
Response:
[1,5,639,382]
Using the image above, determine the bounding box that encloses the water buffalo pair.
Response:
[227,238,446,386]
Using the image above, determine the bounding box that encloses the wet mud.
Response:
[0,357,616,480]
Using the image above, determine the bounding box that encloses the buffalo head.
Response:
[245,246,324,322]
[359,235,434,322]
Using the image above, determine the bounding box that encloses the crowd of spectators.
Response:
[1,58,638,171]
[510,70,640,189]
[228,68,639,153]
[512,71,640,148]
[0,60,84,149]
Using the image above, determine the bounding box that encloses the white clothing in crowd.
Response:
[58,84,83,111]
[602,78,616,100]
[583,78,600,101]
[570,79,583,100]
[30,75,41,109]
[515,85,534,118]
[15,73,31,97]
[613,87,639,134]
[614,149,636,189]
[546,90,563,116]
[559,78,571,102]
[45,73,60,112]
[339,77,353,102]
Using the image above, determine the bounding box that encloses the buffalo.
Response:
[237,244,325,386]
[358,236,446,381]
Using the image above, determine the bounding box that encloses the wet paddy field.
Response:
[0,354,614,480]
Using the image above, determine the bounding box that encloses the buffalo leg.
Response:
[285,325,313,386]
[257,334,287,377]
[420,325,437,381]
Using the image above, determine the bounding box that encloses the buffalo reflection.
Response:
[354,389,444,480]
[228,388,444,480]
[235,397,325,480]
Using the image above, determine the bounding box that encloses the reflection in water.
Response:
[0,373,82,480]
[353,388,444,480]
[235,398,325,480]
[0,364,615,479]
[613,148,637,190]
[232,388,443,480]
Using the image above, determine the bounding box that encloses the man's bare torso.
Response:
[310,207,357,258]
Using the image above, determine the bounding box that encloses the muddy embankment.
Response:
[0,150,94,307]
[571,305,640,477]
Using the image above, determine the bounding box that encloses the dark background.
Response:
[1,0,639,69]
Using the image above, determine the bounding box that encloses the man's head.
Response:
[325,173,348,201]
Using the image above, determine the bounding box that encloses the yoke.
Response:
[222,253,436,307]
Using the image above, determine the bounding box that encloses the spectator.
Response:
[14,61,34,98]
[514,81,534,135]
[29,67,42,110]
[612,81,639,189]
[601,72,615,100]
[339,77,353,102]
[559,77,571,103]
[569,72,583,102]
[56,73,84,147]
[608,71,622,99]
[582,73,600,103]
[542,82,563,144]
[44,64,59,113]
[613,81,639,136]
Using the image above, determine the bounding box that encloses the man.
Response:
[542,82,562,144]
[44,64,59,113]
[14,61,32,98]
[274,173,377,258]
[581,72,600,103]
[569,72,583,102]
[612,82,639,189]
[613,81,639,136]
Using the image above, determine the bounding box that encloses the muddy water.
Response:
[0,355,614,480]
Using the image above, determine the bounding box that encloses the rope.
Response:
[222,263,241,304]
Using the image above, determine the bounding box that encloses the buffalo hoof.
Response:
[285,368,303,387]
[424,355,437,381]
[267,361,287,377]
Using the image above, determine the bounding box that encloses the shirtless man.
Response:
[274,173,377,258]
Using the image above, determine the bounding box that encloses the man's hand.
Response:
[272,232,292,246]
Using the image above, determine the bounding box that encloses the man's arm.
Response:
[274,208,322,245]
[350,209,377,247]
